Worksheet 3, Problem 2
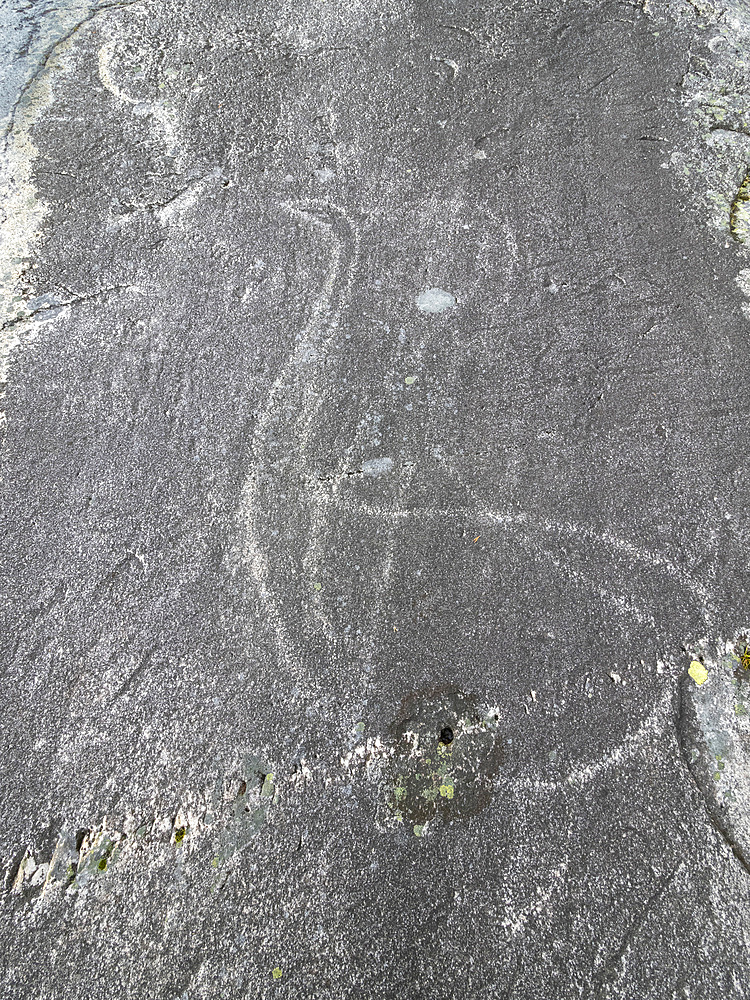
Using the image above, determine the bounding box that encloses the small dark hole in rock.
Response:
[237,780,247,797]
[439,726,454,745]
[75,829,89,852]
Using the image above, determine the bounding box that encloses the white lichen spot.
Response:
[362,457,393,477]
[416,287,457,314]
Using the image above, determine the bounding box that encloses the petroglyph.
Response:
[239,201,360,680]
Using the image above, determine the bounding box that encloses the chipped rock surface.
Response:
[1,0,750,997]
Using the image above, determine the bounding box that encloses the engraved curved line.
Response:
[295,205,360,642]
[241,201,357,673]
[96,35,183,166]
[510,681,676,795]
[312,491,715,622]
[308,486,659,636]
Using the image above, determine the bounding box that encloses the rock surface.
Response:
[1,1,750,997]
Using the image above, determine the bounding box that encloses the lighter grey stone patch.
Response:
[1,1,104,436]
[362,457,393,477]
[684,637,750,863]
[416,287,457,314]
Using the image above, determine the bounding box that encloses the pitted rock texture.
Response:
[2,1,750,998]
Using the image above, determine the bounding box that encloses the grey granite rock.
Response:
[1,1,750,997]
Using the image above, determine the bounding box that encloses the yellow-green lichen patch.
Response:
[13,757,285,900]
[646,1,750,317]
[261,773,276,800]
[730,171,750,241]
[208,756,278,873]
[382,689,502,830]
[688,660,709,686]
[681,635,750,864]
[272,967,283,980]
[71,832,119,889]
[640,1,750,236]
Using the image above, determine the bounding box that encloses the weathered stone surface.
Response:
[1,1,750,997]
